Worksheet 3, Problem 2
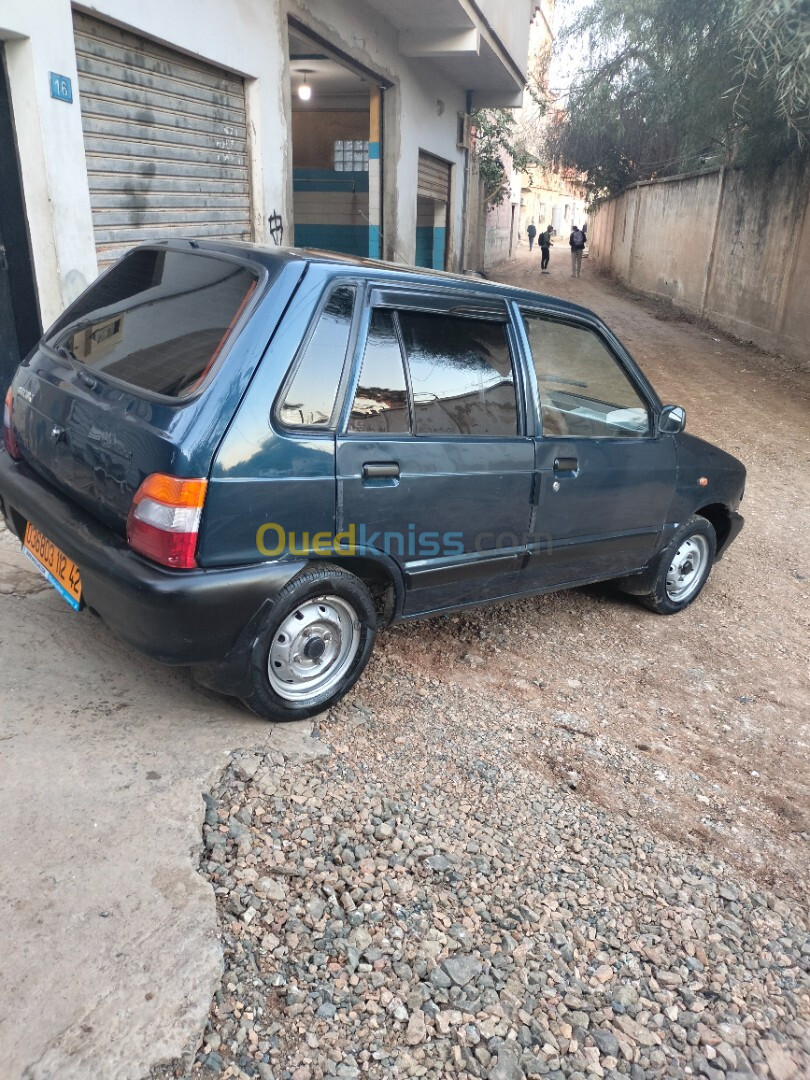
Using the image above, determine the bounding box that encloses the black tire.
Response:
[636,515,717,615]
[241,563,376,722]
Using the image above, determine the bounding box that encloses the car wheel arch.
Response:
[695,502,732,554]
[311,552,404,627]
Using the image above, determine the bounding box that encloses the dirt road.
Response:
[373,245,810,900]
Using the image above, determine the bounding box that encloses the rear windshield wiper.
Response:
[53,344,97,389]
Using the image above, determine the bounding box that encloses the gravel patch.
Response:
[151,692,809,1080]
[152,257,809,1080]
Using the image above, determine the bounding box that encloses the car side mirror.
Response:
[658,405,686,434]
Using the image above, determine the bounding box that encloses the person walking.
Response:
[526,221,537,251]
[539,225,552,273]
[569,224,586,277]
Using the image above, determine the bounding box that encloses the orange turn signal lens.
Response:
[136,474,208,508]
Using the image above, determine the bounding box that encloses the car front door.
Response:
[516,306,676,589]
[336,289,535,616]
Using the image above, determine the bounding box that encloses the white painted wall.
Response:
[476,0,535,78]
[1,0,288,327]
[2,0,516,331]
[2,6,97,327]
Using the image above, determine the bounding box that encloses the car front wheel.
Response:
[637,515,717,615]
[242,564,376,721]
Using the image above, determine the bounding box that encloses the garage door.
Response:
[417,151,451,203]
[73,12,252,269]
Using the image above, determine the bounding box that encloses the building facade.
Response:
[520,170,588,243]
[0,0,538,392]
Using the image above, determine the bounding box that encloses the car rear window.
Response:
[45,248,261,399]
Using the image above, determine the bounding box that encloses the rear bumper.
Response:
[0,451,305,666]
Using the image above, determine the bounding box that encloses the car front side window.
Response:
[397,311,518,438]
[521,312,650,439]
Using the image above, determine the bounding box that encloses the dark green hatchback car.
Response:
[0,241,745,720]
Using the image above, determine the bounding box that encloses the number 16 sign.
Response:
[49,72,73,103]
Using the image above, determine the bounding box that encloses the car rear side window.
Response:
[397,312,517,437]
[278,285,357,428]
[348,310,409,434]
[520,312,650,438]
[46,248,260,399]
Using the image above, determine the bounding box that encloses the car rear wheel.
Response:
[242,564,376,721]
[636,515,717,615]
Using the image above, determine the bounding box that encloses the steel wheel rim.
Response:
[665,534,710,602]
[268,594,361,701]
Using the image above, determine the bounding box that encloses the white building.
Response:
[0,1,537,391]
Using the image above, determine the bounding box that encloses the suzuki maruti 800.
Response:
[0,242,745,720]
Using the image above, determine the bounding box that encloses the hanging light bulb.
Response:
[298,72,312,101]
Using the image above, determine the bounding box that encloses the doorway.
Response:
[289,22,387,259]
[415,151,451,270]
[0,47,40,395]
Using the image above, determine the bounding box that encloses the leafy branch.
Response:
[545,0,809,199]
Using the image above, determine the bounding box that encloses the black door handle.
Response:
[363,462,400,478]
[553,457,578,473]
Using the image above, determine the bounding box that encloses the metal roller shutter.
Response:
[73,12,252,269]
[417,151,451,203]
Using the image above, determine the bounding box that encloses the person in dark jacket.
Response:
[539,225,552,273]
[526,222,537,251]
[569,224,586,277]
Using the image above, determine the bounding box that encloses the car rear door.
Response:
[515,305,676,588]
[336,286,535,616]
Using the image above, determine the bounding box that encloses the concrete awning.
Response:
[363,0,537,106]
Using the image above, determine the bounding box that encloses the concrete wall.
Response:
[291,109,368,169]
[291,110,370,256]
[589,161,810,363]
[481,152,520,268]
[476,0,536,79]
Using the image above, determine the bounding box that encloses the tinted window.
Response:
[521,313,650,439]
[398,312,517,437]
[348,310,409,433]
[279,285,357,427]
[47,248,260,399]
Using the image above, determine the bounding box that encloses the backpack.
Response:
[572,228,584,247]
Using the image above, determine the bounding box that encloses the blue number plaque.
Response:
[49,72,73,104]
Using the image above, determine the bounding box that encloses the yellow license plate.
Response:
[23,522,83,610]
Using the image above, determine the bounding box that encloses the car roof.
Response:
[144,238,595,320]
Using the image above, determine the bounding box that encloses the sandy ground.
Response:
[357,245,809,901]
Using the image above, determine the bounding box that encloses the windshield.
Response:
[46,248,261,398]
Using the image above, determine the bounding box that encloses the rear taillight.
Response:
[126,474,208,569]
[3,388,22,460]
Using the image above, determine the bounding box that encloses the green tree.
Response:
[735,0,810,144]
[546,0,809,200]
[471,109,537,209]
